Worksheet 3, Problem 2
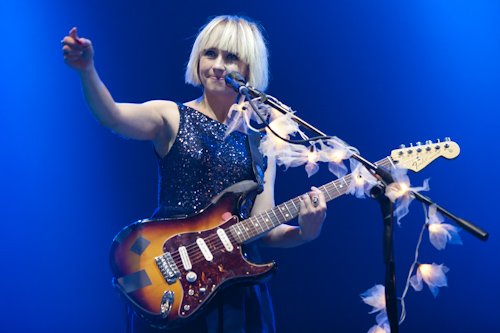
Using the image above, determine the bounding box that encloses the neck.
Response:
[198,91,239,123]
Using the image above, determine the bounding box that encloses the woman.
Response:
[62,15,327,333]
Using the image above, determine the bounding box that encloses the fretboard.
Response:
[229,157,394,243]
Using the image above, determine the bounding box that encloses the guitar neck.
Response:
[230,157,394,243]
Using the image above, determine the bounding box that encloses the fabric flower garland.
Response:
[224,97,463,332]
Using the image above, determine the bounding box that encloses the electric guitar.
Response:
[109,139,460,329]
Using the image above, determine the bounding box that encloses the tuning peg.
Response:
[399,144,406,149]
[407,143,413,154]
[436,138,441,143]
[416,142,422,152]
[444,137,451,148]
[425,140,432,151]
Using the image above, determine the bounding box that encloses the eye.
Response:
[203,49,217,58]
[226,52,239,62]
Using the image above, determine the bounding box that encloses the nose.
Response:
[213,55,226,73]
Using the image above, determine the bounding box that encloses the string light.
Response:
[410,263,450,297]
[224,98,461,332]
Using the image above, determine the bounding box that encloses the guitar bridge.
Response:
[155,252,180,284]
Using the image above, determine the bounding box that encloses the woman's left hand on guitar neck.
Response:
[297,186,327,242]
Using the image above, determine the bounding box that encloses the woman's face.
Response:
[198,47,249,97]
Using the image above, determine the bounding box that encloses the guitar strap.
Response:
[247,131,265,194]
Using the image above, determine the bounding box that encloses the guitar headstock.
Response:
[390,138,460,172]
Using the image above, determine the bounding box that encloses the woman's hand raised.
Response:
[62,27,94,72]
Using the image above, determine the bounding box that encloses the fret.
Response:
[227,226,241,244]
[251,217,264,234]
[239,220,250,240]
[274,205,288,222]
[283,201,295,218]
[240,221,251,240]
[245,219,258,239]
[325,182,339,201]
[323,185,333,200]
[277,204,290,221]
[333,180,346,196]
[327,182,339,199]
[230,224,243,243]
[264,211,274,228]
[256,214,270,230]
[250,216,265,233]
[337,179,346,193]
[270,208,281,227]
[342,177,350,189]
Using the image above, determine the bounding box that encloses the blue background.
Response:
[1,0,499,332]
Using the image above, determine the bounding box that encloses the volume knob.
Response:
[186,271,198,283]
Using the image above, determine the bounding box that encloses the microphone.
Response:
[225,72,249,94]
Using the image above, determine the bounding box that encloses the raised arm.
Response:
[62,27,178,152]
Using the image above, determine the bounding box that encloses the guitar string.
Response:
[164,157,398,268]
[159,149,440,269]
[165,157,396,266]
[169,144,449,277]
[166,171,359,265]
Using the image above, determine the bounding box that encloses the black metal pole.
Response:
[371,185,399,333]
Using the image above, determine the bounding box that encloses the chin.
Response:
[205,85,237,97]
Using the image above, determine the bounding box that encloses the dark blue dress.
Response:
[128,104,276,333]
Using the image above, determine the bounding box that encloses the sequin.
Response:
[153,104,257,218]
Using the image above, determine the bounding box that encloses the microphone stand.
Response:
[231,78,489,332]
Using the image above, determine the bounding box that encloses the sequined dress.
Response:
[128,104,275,333]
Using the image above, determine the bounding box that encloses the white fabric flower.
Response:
[367,323,391,333]
[427,204,462,250]
[318,137,353,178]
[410,263,449,297]
[270,143,320,177]
[225,96,272,137]
[361,284,388,324]
[385,167,430,224]
[347,160,378,198]
[259,112,303,156]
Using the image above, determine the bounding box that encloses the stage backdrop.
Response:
[1,0,499,332]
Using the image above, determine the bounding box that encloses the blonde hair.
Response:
[185,15,269,91]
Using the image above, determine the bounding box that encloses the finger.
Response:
[311,186,326,208]
[61,36,83,50]
[299,194,311,212]
[62,45,84,55]
[69,27,83,45]
[78,37,91,48]
[307,190,321,210]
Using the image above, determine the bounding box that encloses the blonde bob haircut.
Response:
[185,15,269,91]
